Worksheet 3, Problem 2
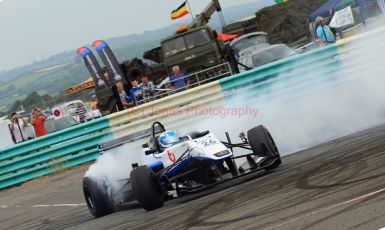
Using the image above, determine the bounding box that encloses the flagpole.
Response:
[186,0,195,20]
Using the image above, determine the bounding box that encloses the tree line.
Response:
[1,90,92,119]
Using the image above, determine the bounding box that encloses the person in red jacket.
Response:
[31,108,48,137]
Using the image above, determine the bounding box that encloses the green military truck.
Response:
[143,0,238,86]
[160,26,231,75]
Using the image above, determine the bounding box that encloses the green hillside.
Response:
[0,62,88,112]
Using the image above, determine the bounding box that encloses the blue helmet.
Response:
[158,131,180,148]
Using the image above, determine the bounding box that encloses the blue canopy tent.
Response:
[308,0,378,22]
[308,0,341,22]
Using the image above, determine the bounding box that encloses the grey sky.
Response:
[0,0,262,71]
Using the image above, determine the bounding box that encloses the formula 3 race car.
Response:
[83,121,281,217]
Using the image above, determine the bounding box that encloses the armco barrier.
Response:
[0,117,110,161]
[0,118,111,189]
[1,25,384,190]
[0,131,110,176]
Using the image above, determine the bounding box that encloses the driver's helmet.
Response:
[158,130,180,148]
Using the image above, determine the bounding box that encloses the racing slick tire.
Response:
[83,176,115,218]
[130,166,164,211]
[247,125,281,170]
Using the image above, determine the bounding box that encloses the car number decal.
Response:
[198,139,217,147]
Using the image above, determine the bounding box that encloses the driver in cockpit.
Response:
[158,130,180,150]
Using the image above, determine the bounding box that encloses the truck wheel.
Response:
[83,176,115,218]
[130,166,164,211]
[247,125,281,170]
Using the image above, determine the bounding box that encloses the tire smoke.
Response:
[189,26,385,155]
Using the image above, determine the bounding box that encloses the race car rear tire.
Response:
[130,166,164,211]
[247,125,281,170]
[83,176,115,218]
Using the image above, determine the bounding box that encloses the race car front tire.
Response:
[83,176,115,218]
[247,125,281,170]
[130,166,164,211]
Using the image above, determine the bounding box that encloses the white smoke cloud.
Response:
[188,26,385,155]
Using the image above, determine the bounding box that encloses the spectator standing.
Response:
[116,81,130,108]
[31,108,48,137]
[90,96,98,110]
[90,96,101,119]
[91,95,102,119]
[139,74,155,103]
[75,103,87,123]
[10,112,28,143]
[315,16,336,46]
[129,79,143,106]
[169,66,190,92]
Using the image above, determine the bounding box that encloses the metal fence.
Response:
[134,62,233,105]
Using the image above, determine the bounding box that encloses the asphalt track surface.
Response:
[1,124,385,230]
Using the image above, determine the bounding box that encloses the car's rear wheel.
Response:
[130,166,164,211]
[83,176,115,218]
[247,125,281,170]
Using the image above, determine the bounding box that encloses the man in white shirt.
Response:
[10,112,28,143]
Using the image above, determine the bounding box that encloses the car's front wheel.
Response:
[83,176,115,218]
[130,166,164,211]
[247,125,281,170]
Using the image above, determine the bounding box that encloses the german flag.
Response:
[171,1,189,20]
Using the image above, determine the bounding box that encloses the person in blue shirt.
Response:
[315,16,336,46]
[128,79,143,106]
[169,65,190,92]
[139,74,155,102]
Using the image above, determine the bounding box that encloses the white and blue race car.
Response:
[83,121,281,217]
